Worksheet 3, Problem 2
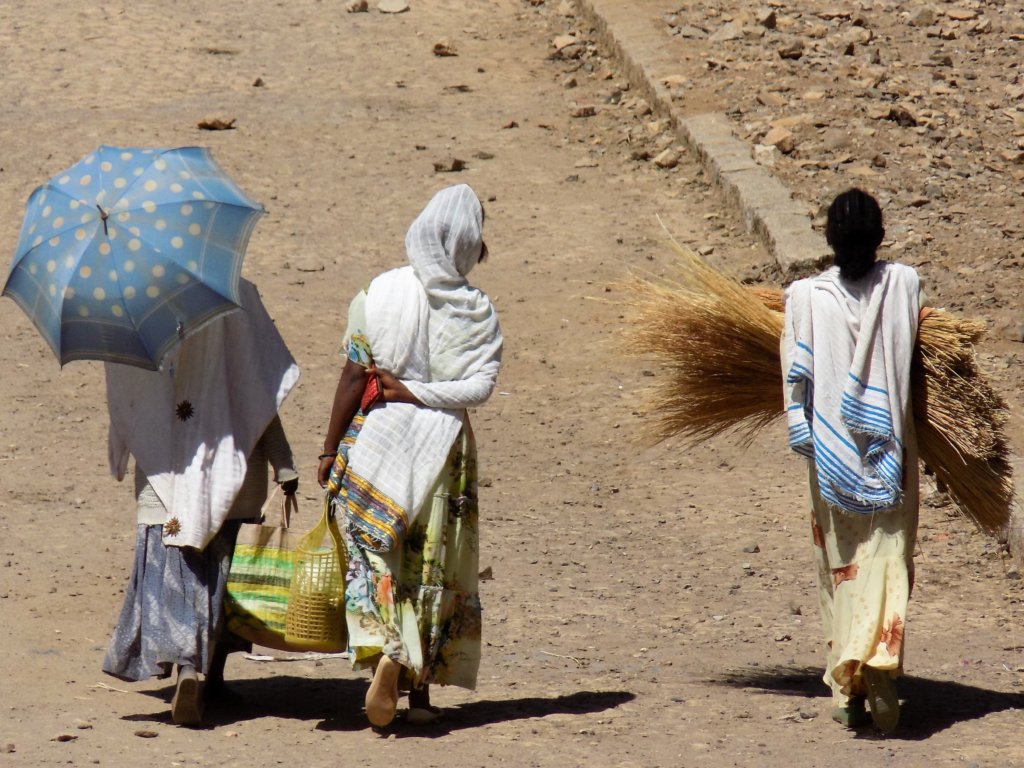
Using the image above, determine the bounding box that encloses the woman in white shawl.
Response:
[103,280,300,726]
[317,184,502,727]
[782,189,925,734]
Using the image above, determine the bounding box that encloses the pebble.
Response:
[653,149,680,168]
[345,0,368,11]
[377,0,408,12]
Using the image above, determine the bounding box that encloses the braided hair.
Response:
[825,188,885,282]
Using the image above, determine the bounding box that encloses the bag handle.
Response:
[258,485,297,529]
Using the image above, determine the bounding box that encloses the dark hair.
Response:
[825,188,884,282]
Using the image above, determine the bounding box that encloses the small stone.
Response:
[676,25,708,39]
[73,719,93,730]
[944,8,977,21]
[51,734,77,742]
[377,0,409,12]
[709,22,744,42]
[742,543,760,554]
[753,144,779,166]
[569,103,596,118]
[778,39,805,60]
[908,7,936,27]
[433,157,466,173]
[562,75,578,88]
[756,91,788,107]
[197,116,236,131]
[345,0,368,10]
[2,743,14,753]
[653,149,680,168]
[134,730,159,739]
[556,0,574,16]
[432,40,457,57]
[697,245,715,256]
[789,601,803,616]
[822,129,851,151]
[252,77,265,87]
[757,9,777,29]
[762,126,796,154]
[479,566,494,580]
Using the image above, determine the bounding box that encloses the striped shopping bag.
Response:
[224,491,302,651]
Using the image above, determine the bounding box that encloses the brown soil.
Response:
[1,1,1023,767]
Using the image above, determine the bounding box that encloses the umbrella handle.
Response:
[96,204,109,236]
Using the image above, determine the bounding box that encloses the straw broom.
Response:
[625,243,1013,536]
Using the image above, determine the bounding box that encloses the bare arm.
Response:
[317,358,369,487]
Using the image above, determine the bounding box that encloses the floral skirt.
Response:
[342,425,482,690]
[808,460,919,704]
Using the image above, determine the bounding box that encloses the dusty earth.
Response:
[2,1,1024,767]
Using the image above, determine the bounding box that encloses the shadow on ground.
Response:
[710,664,1024,740]
[124,677,634,735]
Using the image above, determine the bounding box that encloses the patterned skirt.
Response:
[343,424,482,690]
[103,521,241,682]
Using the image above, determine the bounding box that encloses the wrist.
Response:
[318,452,335,461]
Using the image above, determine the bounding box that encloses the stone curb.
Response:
[573,0,831,277]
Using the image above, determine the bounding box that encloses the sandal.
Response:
[831,696,871,729]
[862,666,900,734]
[171,666,204,726]
[365,656,401,727]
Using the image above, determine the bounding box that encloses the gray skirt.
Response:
[102,521,241,682]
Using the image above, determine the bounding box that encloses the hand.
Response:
[369,366,419,405]
[317,456,335,488]
[281,478,299,496]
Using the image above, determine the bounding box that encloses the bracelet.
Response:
[318,452,335,460]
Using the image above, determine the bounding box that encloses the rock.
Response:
[197,116,236,131]
[762,126,796,154]
[822,128,851,151]
[51,734,77,742]
[134,730,159,739]
[757,9,777,29]
[697,245,715,256]
[788,601,802,615]
[908,7,936,27]
[552,34,578,51]
[710,22,744,42]
[753,144,779,166]
[479,566,494,580]
[778,39,805,60]
[556,0,574,16]
[888,105,920,127]
[562,75,578,88]
[377,0,408,12]
[574,158,599,168]
[742,543,760,553]
[73,719,93,730]
[945,8,978,22]
[473,150,495,160]
[569,103,597,118]
[252,76,265,87]
[653,149,680,168]
[2,742,14,753]
[756,91,788,107]
[432,157,466,173]
[432,40,457,57]
[676,25,708,39]
[345,0,368,10]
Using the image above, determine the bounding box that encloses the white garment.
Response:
[346,184,502,526]
[106,279,300,549]
[783,262,919,514]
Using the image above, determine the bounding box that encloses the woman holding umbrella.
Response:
[102,278,301,725]
[317,184,502,727]
[782,188,924,734]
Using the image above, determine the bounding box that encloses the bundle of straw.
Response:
[626,243,1013,536]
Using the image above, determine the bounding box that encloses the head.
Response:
[405,184,486,282]
[825,188,884,282]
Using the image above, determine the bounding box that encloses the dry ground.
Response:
[1,2,1023,767]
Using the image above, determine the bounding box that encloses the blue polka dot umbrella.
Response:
[2,145,265,370]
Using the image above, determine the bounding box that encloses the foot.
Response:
[365,656,401,727]
[831,696,871,729]
[862,666,900,734]
[204,679,244,706]
[407,686,442,725]
[171,666,204,726]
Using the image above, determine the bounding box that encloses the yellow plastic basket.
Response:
[284,496,347,652]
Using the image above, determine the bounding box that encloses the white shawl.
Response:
[346,184,502,523]
[782,262,919,514]
[106,279,300,549]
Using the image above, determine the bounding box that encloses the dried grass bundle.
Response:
[625,244,1013,536]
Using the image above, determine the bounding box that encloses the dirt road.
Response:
[1,2,1023,767]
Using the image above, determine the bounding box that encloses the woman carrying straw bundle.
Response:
[782,188,926,734]
[317,184,502,727]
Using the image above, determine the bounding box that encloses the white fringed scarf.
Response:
[783,262,919,514]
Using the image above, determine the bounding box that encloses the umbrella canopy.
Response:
[3,145,265,370]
